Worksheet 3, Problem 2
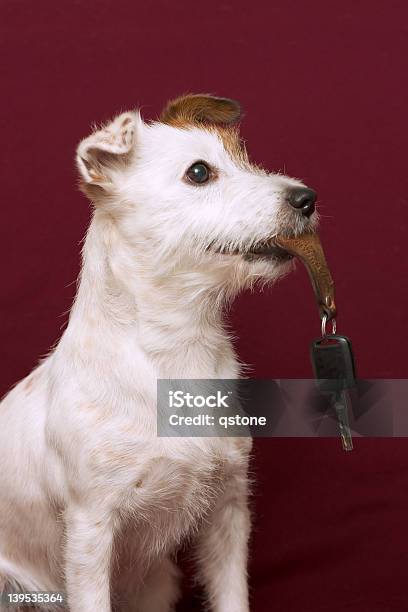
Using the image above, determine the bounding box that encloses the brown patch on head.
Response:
[212,126,251,167]
[160,94,241,128]
[161,94,252,168]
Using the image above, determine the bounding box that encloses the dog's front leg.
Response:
[64,506,114,612]
[197,470,251,612]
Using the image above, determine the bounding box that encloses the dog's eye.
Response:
[185,162,211,185]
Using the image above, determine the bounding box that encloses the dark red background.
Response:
[2,2,408,610]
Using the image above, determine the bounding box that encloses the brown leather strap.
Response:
[274,232,337,320]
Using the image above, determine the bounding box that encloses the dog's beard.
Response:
[226,250,296,295]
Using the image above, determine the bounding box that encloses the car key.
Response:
[310,317,357,451]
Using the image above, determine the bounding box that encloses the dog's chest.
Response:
[118,438,250,557]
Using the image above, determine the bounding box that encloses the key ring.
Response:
[321,314,336,338]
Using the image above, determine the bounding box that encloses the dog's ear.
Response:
[76,111,140,198]
[160,94,242,127]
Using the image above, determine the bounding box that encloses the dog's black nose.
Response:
[287,187,317,217]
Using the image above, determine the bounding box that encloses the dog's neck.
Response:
[64,212,239,379]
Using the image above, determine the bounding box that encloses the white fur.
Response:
[0,104,317,611]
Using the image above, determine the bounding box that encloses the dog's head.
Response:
[76,94,318,294]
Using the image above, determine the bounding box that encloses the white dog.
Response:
[0,94,318,612]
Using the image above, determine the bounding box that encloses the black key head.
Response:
[311,334,357,392]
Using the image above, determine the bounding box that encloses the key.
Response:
[310,322,357,451]
[333,391,354,452]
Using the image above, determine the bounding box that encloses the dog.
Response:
[0,94,318,612]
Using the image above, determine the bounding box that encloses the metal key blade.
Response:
[334,390,354,451]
